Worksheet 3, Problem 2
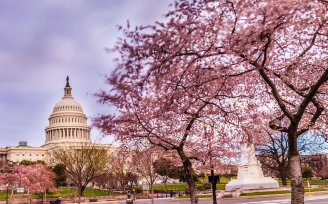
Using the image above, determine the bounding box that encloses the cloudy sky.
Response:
[0,0,173,147]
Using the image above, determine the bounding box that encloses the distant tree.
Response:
[19,160,46,166]
[302,167,314,180]
[132,149,160,204]
[52,163,67,187]
[302,166,314,188]
[256,131,289,186]
[92,172,117,194]
[153,157,180,190]
[177,168,199,184]
[53,143,111,203]
[125,172,139,188]
[318,165,328,180]
[0,163,55,201]
[257,131,327,186]
[109,150,137,192]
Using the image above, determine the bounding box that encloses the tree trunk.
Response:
[80,185,86,196]
[289,152,304,204]
[178,149,197,204]
[164,177,167,193]
[150,185,154,204]
[77,185,86,204]
[78,186,81,204]
[279,167,288,186]
[280,174,288,186]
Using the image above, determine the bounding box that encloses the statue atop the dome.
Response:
[64,76,72,97]
[66,76,70,87]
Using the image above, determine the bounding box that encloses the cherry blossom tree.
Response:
[96,0,328,203]
[95,85,239,203]
[132,148,161,204]
[0,164,55,193]
[109,149,138,192]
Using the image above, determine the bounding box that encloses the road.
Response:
[101,193,328,204]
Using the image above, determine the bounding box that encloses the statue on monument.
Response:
[225,139,279,191]
[66,76,70,87]
[240,142,258,165]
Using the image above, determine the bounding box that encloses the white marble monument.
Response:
[225,142,279,191]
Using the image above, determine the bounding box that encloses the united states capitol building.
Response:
[0,77,108,168]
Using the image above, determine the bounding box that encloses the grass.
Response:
[46,187,108,198]
[0,187,109,200]
[176,194,212,199]
[240,188,328,197]
[153,183,227,192]
[305,188,328,192]
[276,178,328,187]
[216,184,226,190]
[0,192,7,200]
[240,190,291,196]
[308,180,328,185]
[153,183,187,192]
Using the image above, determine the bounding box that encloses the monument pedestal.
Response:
[225,143,279,191]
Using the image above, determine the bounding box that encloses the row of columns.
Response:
[46,128,90,141]
[50,117,87,125]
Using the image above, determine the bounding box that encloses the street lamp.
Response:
[210,169,217,204]
[204,123,217,204]
[5,184,9,204]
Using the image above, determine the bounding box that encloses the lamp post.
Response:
[204,123,217,204]
[210,168,217,204]
[6,184,9,204]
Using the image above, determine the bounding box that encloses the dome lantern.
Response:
[64,76,72,98]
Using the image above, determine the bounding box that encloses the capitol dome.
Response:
[44,77,91,145]
[52,97,83,113]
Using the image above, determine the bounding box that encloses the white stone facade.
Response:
[44,77,91,146]
[0,77,106,167]
[225,143,279,191]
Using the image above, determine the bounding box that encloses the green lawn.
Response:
[309,180,328,185]
[240,190,291,196]
[240,188,328,197]
[176,194,212,199]
[0,188,109,200]
[0,192,7,200]
[153,183,226,192]
[46,187,108,198]
[276,178,328,187]
[153,184,187,192]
